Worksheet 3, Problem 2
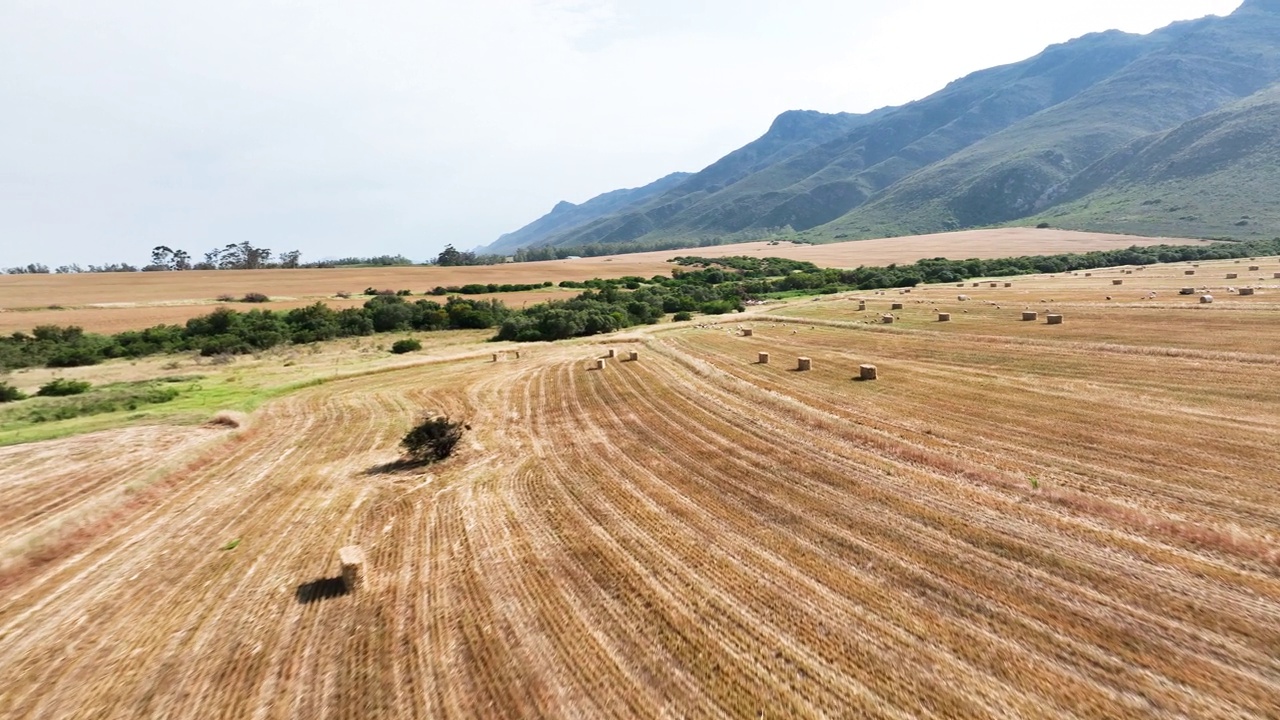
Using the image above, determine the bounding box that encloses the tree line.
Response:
[3,237,1276,370]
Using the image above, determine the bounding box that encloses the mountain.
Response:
[478,172,692,256]
[1023,83,1280,238]
[484,1,1280,252]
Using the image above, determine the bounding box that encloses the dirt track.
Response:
[2,257,1279,717]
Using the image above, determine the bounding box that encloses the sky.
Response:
[0,0,1245,267]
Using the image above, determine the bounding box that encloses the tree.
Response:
[434,244,476,267]
[150,246,175,270]
[278,250,302,269]
[400,414,464,463]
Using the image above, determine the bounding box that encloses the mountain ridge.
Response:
[482,2,1278,252]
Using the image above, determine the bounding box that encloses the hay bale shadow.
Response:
[296,577,348,604]
[364,459,430,476]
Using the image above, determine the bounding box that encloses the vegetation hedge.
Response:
[3,237,1275,370]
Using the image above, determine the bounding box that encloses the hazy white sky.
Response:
[0,0,1244,266]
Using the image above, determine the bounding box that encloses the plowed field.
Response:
[2,257,1278,718]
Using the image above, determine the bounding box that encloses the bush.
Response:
[0,381,26,402]
[37,378,92,396]
[401,414,464,463]
[672,311,693,322]
[241,292,270,303]
[390,338,422,354]
[1036,222,1051,229]
[216,293,236,302]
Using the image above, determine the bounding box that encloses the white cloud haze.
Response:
[0,0,1243,265]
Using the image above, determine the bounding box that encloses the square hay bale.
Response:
[1185,270,1196,275]
[1239,287,1256,296]
[956,283,965,288]
[972,282,981,287]
[1250,265,1260,271]
[858,301,867,310]
[1046,314,1064,325]
[859,364,878,381]
[881,314,895,324]
[1112,279,1123,285]
[595,358,606,370]
[607,349,616,358]
[1180,287,1196,295]
[629,350,639,361]
[1227,273,1238,279]
[340,545,366,593]
[1085,273,1092,277]
[797,357,812,371]
[1022,311,1038,321]
[989,282,998,288]
[742,328,754,337]
[492,353,501,362]
[758,352,770,364]
[1274,272,1280,279]
[891,302,904,310]
[1004,282,1012,288]
[937,312,951,322]
[1125,270,1133,274]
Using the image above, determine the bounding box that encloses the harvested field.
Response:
[2,255,1279,718]
[0,229,1204,333]
[0,289,581,335]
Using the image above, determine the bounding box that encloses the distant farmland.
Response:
[2,249,1277,717]
[0,229,1207,334]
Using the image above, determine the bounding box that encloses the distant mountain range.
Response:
[478,0,1280,255]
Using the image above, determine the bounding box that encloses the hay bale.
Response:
[1004,282,1012,288]
[1250,265,1260,271]
[956,283,965,288]
[989,282,998,288]
[1239,287,1256,296]
[972,282,981,287]
[595,358,606,370]
[881,314,895,324]
[859,364,878,381]
[1200,295,1214,304]
[1185,270,1196,275]
[797,357,812,371]
[629,350,639,361]
[891,302,904,310]
[857,301,867,310]
[1112,279,1123,285]
[1227,273,1238,279]
[1022,311,1038,321]
[957,294,971,301]
[1125,270,1133,274]
[742,328,754,337]
[1274,272,1280,279]
[1046,314,1064,325]
[340,545,366,593]
[1179,287,1196,295]
[758,352,769,364]
[492,353,500,362]
[937,312,951,322]
[607,349,616,358]
[1085,273,1092,277]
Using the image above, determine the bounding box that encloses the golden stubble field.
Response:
[2,254,1278,718]
[0,228,1205,334]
